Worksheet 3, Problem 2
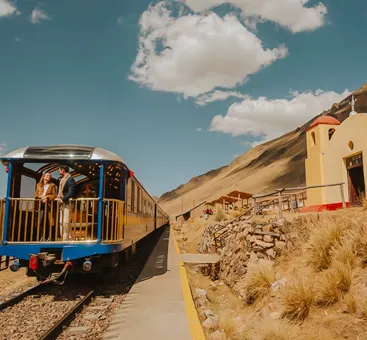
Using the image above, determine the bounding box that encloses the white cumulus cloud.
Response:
[129,2,288,99]
[0,143,7,156]
[0,0,19,17]
[184,0,328,33]
[196,90,248,106]
[196,128,202,132]
[210,89,351,146]
[241,141,252,147]
[30,6,51,24]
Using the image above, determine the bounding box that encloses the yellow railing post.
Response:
[6,198,99,243]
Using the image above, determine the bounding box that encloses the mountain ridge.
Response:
[159,83,367,216]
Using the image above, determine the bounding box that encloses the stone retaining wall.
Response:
[198,218,294,288]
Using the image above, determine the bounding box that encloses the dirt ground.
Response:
[0,268,37,302]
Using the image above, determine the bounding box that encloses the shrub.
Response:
[315,261,353,305]
[279,276,314,321]
[243,260,275,303]
[215,204,227,222]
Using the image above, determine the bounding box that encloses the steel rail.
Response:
[39,290,95,340]
[0,283,43,311]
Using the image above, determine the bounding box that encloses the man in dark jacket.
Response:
[57,165,76,240]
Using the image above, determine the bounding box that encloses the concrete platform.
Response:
[182,253,220,264]
[103,225,204,340]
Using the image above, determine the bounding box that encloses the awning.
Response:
[226,190,252,199]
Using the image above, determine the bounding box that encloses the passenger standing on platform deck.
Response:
[34,172,57,240]
[56,165,76,241]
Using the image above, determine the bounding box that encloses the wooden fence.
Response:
[252,182,346,219]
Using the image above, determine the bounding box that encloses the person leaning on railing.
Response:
[56,165,76,241]
[34,172,57,240]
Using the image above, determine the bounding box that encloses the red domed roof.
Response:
[308,116,341,130]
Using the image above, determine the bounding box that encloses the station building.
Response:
[304,106,367,212]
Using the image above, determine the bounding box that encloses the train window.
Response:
[19,175,36,209]
[20,175,36,198]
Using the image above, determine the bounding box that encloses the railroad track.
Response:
[0,281,94,340]
[58,228,166,339]
[0,283,44,311]
[0,228,165,340]
[39,290,95,340]
[0,281,118,340]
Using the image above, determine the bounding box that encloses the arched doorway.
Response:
[345,152,365,206]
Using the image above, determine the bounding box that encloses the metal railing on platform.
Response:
[7,198,99,242]
[0,198,125,243]
[103,199,124,243]
[0,199,4,244]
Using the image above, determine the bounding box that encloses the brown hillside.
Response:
[159,83,367,216]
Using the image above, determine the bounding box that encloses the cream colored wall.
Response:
[323,114,367,204]
[305,124,340,205]
[305,114,367,206]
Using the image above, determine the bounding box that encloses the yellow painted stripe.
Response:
[172,229,181,254]
[172,230,206,340]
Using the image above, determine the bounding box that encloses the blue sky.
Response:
[0,0,366,197]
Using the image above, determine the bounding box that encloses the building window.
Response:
[328,128,335,140]
[349,141,354,151]
[311,132,316,146]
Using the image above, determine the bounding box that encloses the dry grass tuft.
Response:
[315,272,341,305]
[243,260,275,303]
[218,309,243,338]
[344,225,367,265]
[358,193,367,211]
[330,239,359,269]
[215,204,227,222]
[279,276,314,321]
[358,299,367,317]
[342,288,359,314]
[333,261,353,292]
[249,318,303,340]
[305,218,351,271]
[315,261,353,305]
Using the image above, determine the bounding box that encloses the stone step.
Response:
[181,253,220,264]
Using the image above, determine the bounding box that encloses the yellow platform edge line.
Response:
[172,228,206,340]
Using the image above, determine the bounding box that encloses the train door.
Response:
[346,153,365,206]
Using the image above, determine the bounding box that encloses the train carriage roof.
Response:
[1,144,169,214]
[1,145,125,163]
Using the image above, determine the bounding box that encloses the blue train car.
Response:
[0,145,169,282]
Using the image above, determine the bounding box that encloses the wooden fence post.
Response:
[278,190,284,219]
[289,194,294,213]
[340,184,346,209]
[253,198,257,215]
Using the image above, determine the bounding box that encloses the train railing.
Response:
[0,199,4,244]
[102,199,124,243]
[6,198,98,242]
[1,197,126,243]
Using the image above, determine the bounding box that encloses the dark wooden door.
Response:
[346,153,365,206]
[348,170,359,206]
